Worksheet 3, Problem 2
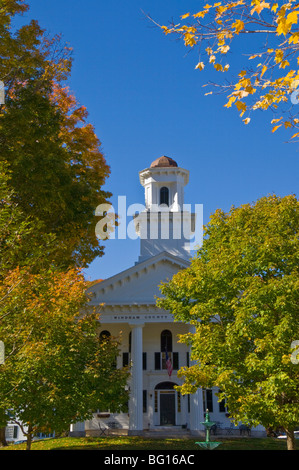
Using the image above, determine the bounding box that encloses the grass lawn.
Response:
[1,436,297,451]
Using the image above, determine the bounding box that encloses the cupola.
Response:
[135,157,195,263]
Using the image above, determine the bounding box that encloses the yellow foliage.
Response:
[183,32,197,47]
[214,63,223,71]
[275,49,284,64]
[276,18,290,36]
[219,44,230,53]
[195,61,205,70]
[235,100,247,115]
[286,11,299,27]
[260,65,267,77]
[158,0,299,132]
[161,25,172,35]
[279,60,289,69]
[232,19,245,33]
[272,124,282,132]
[251,0,270,15]
[224,95,237,108]
[193,11,208,19]
[289,32,299,44]
[271,117,282,124]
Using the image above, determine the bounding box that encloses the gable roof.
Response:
[87,251,190,307]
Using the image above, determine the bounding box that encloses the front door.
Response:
[160,391,175,425]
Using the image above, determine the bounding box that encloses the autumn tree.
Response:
[0,164,128,449]
[0,0,112,268]
[0,2,124,449]
[0,160,50,446]
[153,0,299,139]
[0,267,129,450]
[158,195,299,450]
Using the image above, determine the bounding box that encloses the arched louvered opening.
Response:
[160,187,169,206]
[99,330,111,340]
[160,329,172,352]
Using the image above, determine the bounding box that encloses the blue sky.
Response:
[21,1,299,280]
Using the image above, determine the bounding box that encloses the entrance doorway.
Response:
[155,381,178,426]
[160,391,175,425]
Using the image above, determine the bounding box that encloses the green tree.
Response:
[158,194,299,450]
[0,0,47,90]
[0,160,57,277]
[0,267,128,450]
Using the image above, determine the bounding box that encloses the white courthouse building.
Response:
[70,156,264,438]
[4,156,265,443]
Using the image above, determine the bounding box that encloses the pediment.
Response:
[87,251,190,306]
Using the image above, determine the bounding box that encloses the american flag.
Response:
[165,350,173,377]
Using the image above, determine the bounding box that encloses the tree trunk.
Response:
[0,427,8,447]
[26,424,33,451]
[285,428,295,450]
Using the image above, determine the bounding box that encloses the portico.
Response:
[93,307,204,434]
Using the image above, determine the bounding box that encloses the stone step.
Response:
[143,427,191,438]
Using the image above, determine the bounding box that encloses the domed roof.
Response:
[150,155,178,168]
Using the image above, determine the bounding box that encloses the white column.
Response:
[190,389,204,435]
[129,323,144,434]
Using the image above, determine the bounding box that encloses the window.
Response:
[99,330,111,340]
[5,426,18,439]
[218,389,227,412]
[219,398,226,413]
[172,352,179,370]
[36,432,55,439]
[177,392,181,413]
[122,352,129,367]
[160,187,169,206]
[99,331,115,366]
[123,349,146,369]
[161,329,172,352]
[154,351,179,370]
[155,352,161,370]
[203,389,213,413]
[155,331,179,370]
